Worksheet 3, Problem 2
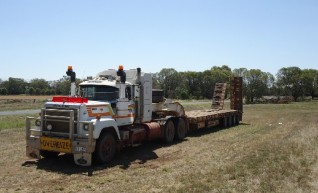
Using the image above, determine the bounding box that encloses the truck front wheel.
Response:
[94,132,116,164]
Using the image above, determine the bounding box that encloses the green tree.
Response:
[175,86,189,99]
[1,77,28,94]
[266,72,276,96]
[157,68,182,98]
[232,68,248,77]
[277,67,303,101]
[152,73,161,89]
[201,70,213,99]
[211,65,232,77]
[243,69,271,103]
[0,88,8,95]
[152,70,190,99]
[51,76,81,95]
[29,79,50,92]
[301,69,318,99]
[183,71,202,99]
[28,87,36,95]
[35,88,41,95]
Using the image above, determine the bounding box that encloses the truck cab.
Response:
[79,66,153,125]
[26,65,186,166]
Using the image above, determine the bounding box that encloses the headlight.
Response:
[83,124,89,131]
[47,124,53,131]
[35,120,41,127]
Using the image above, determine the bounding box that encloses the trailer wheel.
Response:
[175,118,187,140]
[228,116,233,127]
[233,115,239,125]
[221,117,228,128]
[94,132,116,164]
[40,150,59,158]
[164,119,175,143]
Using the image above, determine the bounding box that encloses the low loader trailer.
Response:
[26,65,243,166]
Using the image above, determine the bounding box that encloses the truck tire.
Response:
[221,117,228,128]
[94,132,116,164]
[40,150,59,158]
[234,115,240,125]
[175,118,187,140]
[228,116,233,127]
[163,119,175,143]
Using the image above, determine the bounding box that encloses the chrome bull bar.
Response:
[26,108,95,166]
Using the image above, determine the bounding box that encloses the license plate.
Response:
[40,137,72,153]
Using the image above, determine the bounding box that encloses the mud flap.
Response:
[26,146,41,159]
[74,153,92,166]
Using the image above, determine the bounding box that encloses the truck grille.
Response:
[42,108,78,135]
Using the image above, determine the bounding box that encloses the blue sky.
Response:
[0,0,317,81]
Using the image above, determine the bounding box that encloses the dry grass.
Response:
[0,95,52,111]
[1,102,318,192]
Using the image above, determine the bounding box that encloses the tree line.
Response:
[0,76,79,96]
[1,66,318,102]
[152,66,318,102]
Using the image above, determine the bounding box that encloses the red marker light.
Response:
[52,96,88,103]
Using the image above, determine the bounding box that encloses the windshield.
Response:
[80,85,119,102]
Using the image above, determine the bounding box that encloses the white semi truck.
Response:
[26,65,242,166]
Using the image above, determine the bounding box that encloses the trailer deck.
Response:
[185,77,243,130]
[186,109,240,130]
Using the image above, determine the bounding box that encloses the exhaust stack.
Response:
[135,68,142,123]
[66,66,76,97]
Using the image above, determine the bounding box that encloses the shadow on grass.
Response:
[21,139,187,176]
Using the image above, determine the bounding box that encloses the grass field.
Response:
[0,114,38,131]
[0,95,52,111]
[0,101,318,192]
